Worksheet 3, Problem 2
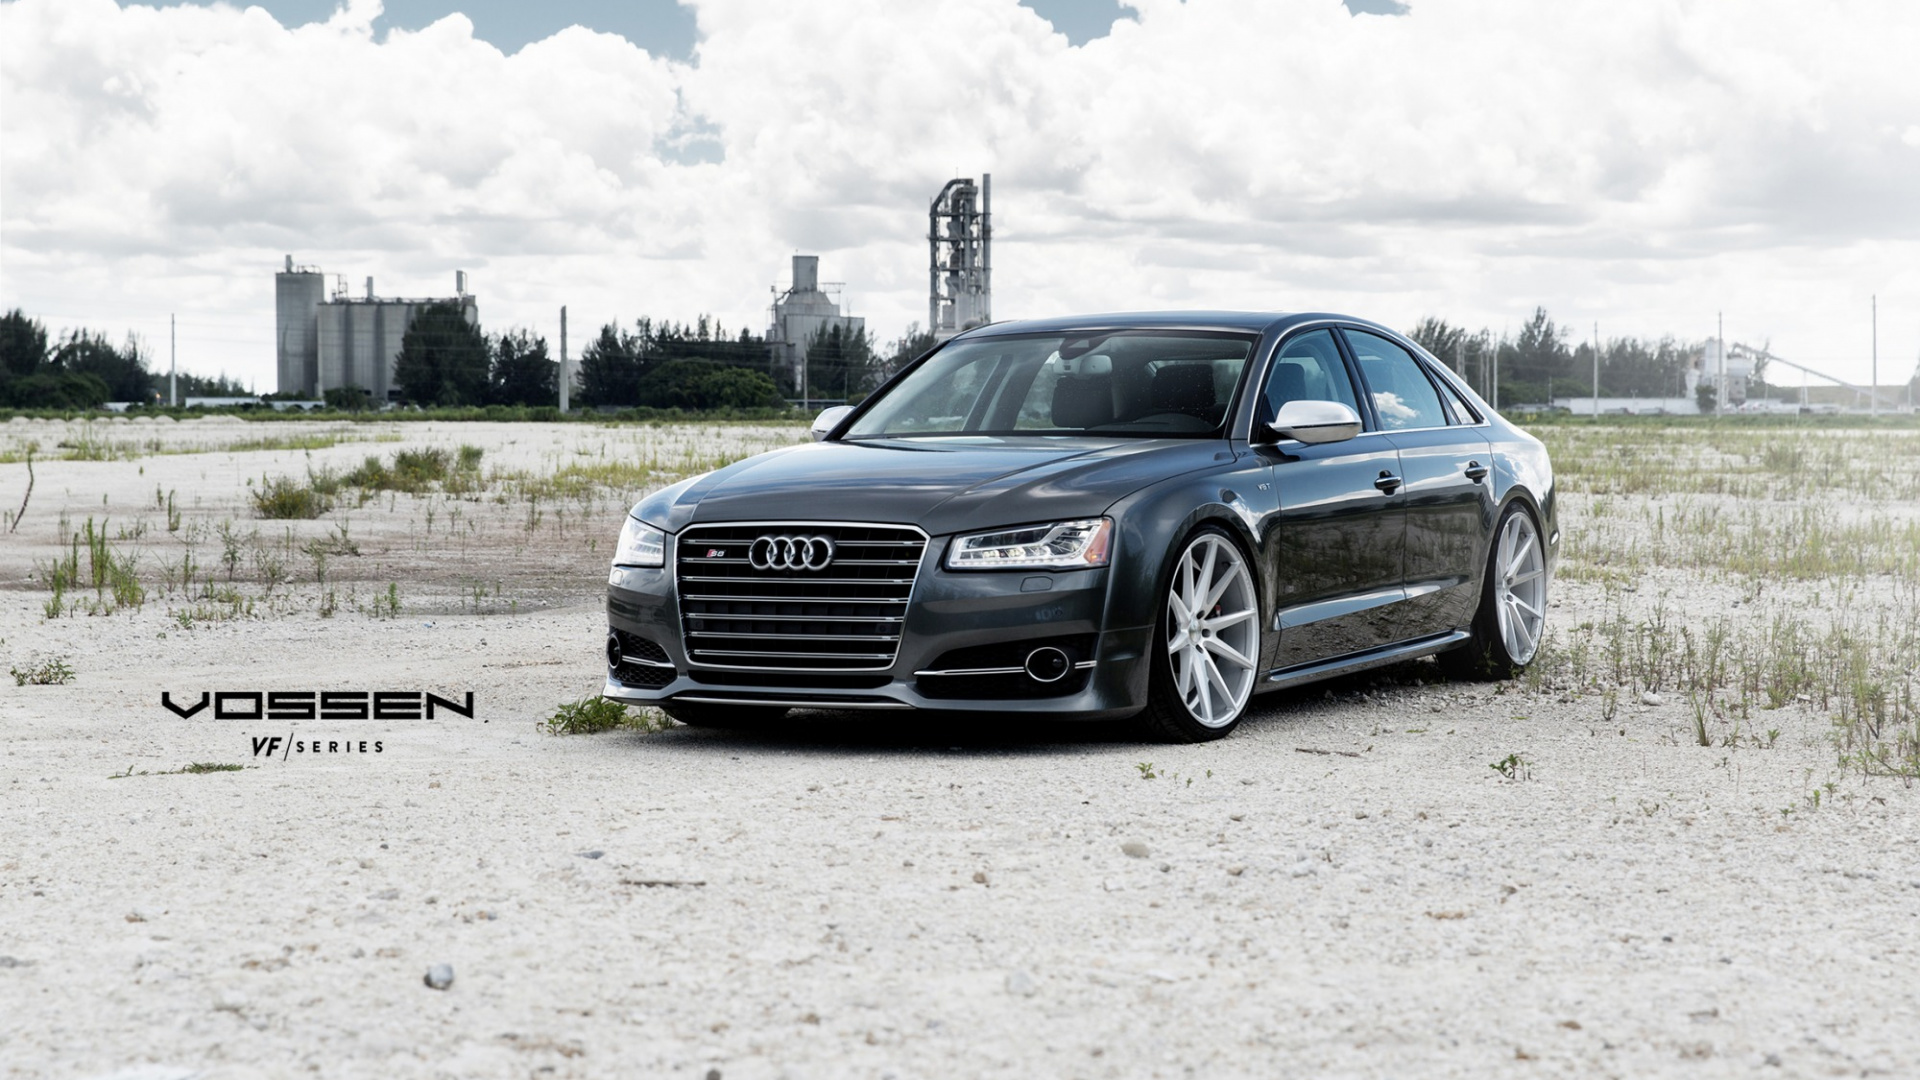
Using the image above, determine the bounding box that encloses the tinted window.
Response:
[1345,329,1446,431]
[1432,371,1482,424]
[1262,328,1359,421]
[847,331,1256,439]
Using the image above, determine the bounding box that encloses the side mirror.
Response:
[810,404,854,441]
[1261,399,1362,445]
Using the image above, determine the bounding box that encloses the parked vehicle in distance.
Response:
[604,312,1557,741]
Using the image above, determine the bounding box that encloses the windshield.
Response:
[845,330,1257,439]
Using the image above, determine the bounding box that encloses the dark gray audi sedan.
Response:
[604,312,1557,741]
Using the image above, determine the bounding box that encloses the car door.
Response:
[1253,327,1408,671]
[1341,328,1495,637]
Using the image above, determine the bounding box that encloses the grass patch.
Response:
[11,658,75,685]
[110,762,247,779]
[252,475,332,519]
[39,517,143,617]
[542,696,672,735]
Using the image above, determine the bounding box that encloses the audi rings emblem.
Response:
[749,534,836,571]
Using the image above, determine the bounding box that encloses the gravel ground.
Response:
[2,418,1917,1079]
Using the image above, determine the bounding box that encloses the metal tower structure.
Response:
[929,174,991,340]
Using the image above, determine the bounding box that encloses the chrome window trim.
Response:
[1247,321,1495,444]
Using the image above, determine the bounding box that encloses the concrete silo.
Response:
[275,256,326,395]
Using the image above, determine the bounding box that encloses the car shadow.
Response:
[619,658,1472,756]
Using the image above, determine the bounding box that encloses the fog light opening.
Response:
[1025,646,1071,684]
[606,632,624,670]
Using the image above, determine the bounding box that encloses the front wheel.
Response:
[1135,528,1262,742]
[1440,501,1547,680]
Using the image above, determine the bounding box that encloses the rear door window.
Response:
[1344,329,1447,431]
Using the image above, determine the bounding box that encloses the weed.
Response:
[371,582,401,620]
[542,697,670,735]
[252,475,331,519]
[1135,761,1159,780]
[1490,753,1532,781]
[11,658,75,686]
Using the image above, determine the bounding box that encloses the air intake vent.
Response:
[675,522,927,672]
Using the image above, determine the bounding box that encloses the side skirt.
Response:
[1261,630,1471,691]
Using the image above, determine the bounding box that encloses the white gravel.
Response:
[2,418,1917,1079]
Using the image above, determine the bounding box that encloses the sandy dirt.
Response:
[2,416,1916,1080]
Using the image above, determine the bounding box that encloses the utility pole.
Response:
[169,314,177,407]
[1592,320,1599,420]
[1871,295,1877,418]
[1716,312,1726,416]
[558,306,569,413]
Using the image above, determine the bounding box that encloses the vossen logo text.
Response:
[162,691,476,721]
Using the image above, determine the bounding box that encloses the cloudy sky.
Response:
[2,0,1917,391]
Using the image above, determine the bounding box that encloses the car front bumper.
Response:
[603,555,1152,720]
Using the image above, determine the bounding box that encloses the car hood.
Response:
[636,437,1229,536]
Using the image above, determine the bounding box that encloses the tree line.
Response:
[1411,307,1713,409]
[0,309,249,408]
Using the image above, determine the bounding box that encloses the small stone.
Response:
[1004,970,1038,997]
[425,963,454,990]
[1353,810,1369,819]
[0,955,34,968]
[1120,841,1149,859]
[1641,691,1663,706]
[971,871,988,885]
[578,850,605,860]
[1226,866,1246,877]
[706,1070,724,1080]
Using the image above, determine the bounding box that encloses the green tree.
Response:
[803,322,877,400]
[637,360,781,411]
[6,371,111,409]
[323,386,374,412]
[489,329,555,406]
[576,323,649,408]
[54,330,152,402]
[393,302,489,406]
[1,309,49,378]
[1510,307,1569,395]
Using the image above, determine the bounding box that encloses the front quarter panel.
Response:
[1100,448,1274,656]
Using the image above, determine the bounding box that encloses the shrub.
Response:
[252,475,331,519]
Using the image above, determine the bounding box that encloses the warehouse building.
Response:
[275,257,478,401]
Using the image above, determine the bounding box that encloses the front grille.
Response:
[675,522,927,672]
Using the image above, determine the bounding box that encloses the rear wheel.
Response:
[1440,501,1547,680]
[660,702,790,729]
[1135,528,1262,742]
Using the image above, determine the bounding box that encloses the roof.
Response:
[959,310,1389,339]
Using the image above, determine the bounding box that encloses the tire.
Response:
[1134,527,1263,743]
[660,702,791,729]
[1439,501,1548,681]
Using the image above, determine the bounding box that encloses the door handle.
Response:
[1464,461,1489,482]
[1374,471,1402,494]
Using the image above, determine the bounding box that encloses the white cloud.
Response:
[2,0,1917,388]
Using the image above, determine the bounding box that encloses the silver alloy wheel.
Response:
[1494,511,1547,665]
[1165,534,1259,728]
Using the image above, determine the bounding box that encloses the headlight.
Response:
[613,517,666,568]
[946,517,1114,571]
